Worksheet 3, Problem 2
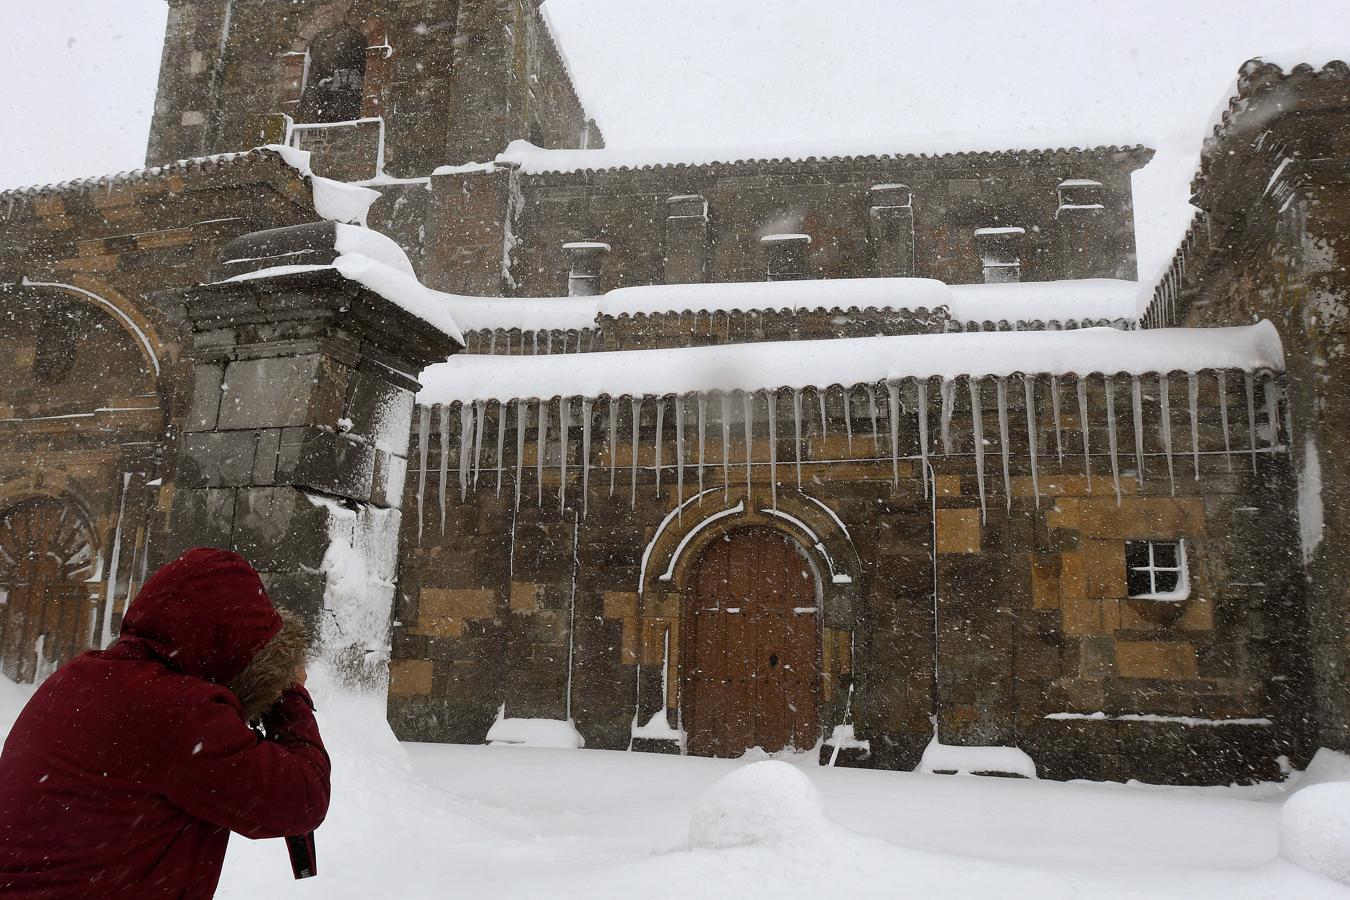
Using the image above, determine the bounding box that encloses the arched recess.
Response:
[4,279,168,429]
[635,487,863,756]
[15,278,168,381]
[0,495,101,684]
[280,1,390,122]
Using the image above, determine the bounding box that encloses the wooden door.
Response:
[684,528,820,757]
[0,499,99,683]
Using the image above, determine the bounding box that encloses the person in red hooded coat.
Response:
[0,547,330,899]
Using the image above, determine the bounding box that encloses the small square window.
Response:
[1125,539,1189,601]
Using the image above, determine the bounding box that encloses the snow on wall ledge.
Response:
[438,277,1143,334]
[417,321,1285,405]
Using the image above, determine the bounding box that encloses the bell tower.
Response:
[146,0,601,180]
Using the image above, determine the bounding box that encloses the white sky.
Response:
[0,0,1344,280]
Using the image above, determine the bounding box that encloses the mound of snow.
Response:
[1296,747,1350,791]
[486,716,585,749]
[1280,782,1350,886]
[918,736,1038,778]
[689,760,834,849]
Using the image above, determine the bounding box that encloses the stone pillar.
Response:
[760,233,812,281]
[664,195,709,284]
[869,184,916,278]
[563,241,610,297]
[166,223,458,685]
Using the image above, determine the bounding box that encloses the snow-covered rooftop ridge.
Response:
[223,224,464,345]
[439,278,1142,332]
[417,321,1284,405]
[492,135,1152,176]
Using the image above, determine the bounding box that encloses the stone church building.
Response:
[0,1,1346,785]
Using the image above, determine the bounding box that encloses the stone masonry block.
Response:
[1082,540,1126,598]
[252,428,282,486]
[389,659,434,696]
[179,430,259,488]
[231,487,333,573]
[1115,641,1198,680]
[1030,554,1061,610]
[936,508,981,554]
[421,588,496,620]
[603,591,638,619]
[510,582,540,613]
[218,354,346,430]
[186,363,225,432]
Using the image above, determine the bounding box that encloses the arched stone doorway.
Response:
[682,527,821,757]
[0,498,100,683]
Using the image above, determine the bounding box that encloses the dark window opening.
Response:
[299,27,367,124]
[1126,539,1188,599]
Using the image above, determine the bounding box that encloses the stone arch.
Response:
[16,278,167,381]
[0,493,102,684]
[632,487,862,755]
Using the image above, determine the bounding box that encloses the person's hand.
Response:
[293,664,307,687]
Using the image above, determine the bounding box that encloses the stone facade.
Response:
[0,2,1346,787]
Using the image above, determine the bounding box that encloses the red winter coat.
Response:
[0,548,330,899]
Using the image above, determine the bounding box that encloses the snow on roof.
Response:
[0,149,269,200]
[974,227,1026,236]
[417,321,1284,406]
[760,233,812,243]
[490,136,1152,176]
[437,278,1144,332]
[1058,179,1103,188]
[224,224,463,344]
[263,145,380,226]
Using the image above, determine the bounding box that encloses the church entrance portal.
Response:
[683,527,821,757]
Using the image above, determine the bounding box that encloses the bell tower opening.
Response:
[298,26,368,124]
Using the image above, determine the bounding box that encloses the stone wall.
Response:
[1156,59,1350,756]
[390,371,1297,783]
[483,149,1150,297]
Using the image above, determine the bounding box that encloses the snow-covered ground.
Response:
[3,672,1346,898]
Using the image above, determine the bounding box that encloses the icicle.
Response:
[996,378,1011,510]
[1131,377,1146,487]
[675,397,686,516]
[886,381,901,487]
[1050,375,1065,462]
[536,398,546,506]
[969,378,988,522]
[1076,377,1091,488]
[580,396,591,518]
[743,391,755,497]
[440,405,452,532]
[1023,376,1039,507]
[767,392,779,510]
[1159,376,1175,494]
[1104,376,1121,505]
[416,405,430,541]
[608,399,618,496]
[697,395,707,501]
[1244,372,1258,474]
[720,394,731,500]
[867,386,881,455]
[1187,373,1201,479]
[458,402,474,501]
[472,400,487,488]
[917,380,930,498]
[515,400,527,511]
[843,387,854,453]
[1263,378,1280,449]
[1217,371,1233,471]
[631,397,642,508]
[654,398,665,498]
[495,401,507,497]
[940,377,955,455]
[818,389,829,438]
[559,397,571,509]
[793,389,804,488]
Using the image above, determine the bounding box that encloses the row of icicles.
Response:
[412,370,1283,537]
